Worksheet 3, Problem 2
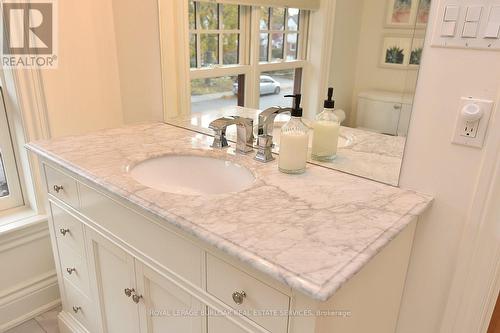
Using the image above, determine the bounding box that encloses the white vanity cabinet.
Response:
[42,161,418,333]
[86,229,204,333]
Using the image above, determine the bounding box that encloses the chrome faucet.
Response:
[209,116,254,154]
[255,106,292,162]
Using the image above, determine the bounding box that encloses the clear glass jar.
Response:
[278,116,310,174]
[311,108,340,161]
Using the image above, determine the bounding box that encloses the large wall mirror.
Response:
[112,0,431,186]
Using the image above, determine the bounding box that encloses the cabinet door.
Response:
[135,262,205,333]
[87,230,140,333]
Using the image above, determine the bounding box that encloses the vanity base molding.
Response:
[40,160,417,333]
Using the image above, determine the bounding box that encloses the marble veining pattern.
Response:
[26,123,432,301]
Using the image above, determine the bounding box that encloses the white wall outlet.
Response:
[452,97,494,148]
[462,120,479,138]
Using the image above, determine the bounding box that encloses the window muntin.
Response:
[259,7,301,62]
[189,1,242,68]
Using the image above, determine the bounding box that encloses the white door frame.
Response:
[439,92,500,333]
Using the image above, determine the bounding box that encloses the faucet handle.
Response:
[210,128,229,149]
[209,117,232,149]
[254,134,275,162]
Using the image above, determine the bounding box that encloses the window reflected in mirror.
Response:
[190,75,242,113]
[259,7,302,62]
[162,0,432,186]
[259,69,301,111]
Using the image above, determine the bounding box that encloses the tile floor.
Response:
[5,307,60,333]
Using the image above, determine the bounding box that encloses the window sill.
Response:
[0,206,48,236]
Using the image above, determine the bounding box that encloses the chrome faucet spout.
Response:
[254,106,292,162]
[257,107,293,136]
[209,116,254,154]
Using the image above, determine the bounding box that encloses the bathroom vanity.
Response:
[27,123,432,333]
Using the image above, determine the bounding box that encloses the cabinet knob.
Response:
[393,104,402,110]
[53,185,64,193]
[66,267,76,275]
[124,288,134,297]
[132,293,143,304]
[72,306,81,313]
[232,291,246,305]
[59,228,70,236]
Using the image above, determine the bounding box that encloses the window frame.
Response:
[0,89,24,211]
[189,2,247,69]
[258,7,303,62]
[249,6,308,109]
[186,1,309,113]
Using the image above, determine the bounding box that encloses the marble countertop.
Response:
[167,107,405,185]
[26,123,432,301]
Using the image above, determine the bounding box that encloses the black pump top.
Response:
[324,87,335,109]
[284,94,303,117]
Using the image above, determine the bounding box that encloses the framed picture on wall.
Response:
[380,35,411,68]
[416,0,431,28]
[385,0,431,28]
[380,35,424,69]
[409,37,425,67]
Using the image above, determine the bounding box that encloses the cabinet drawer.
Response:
[207,254,290,333]
[79,183,203,287]
[59,242,90,297]
[51,202,85,254]
[45,164,79,208]
[62,278,94,332]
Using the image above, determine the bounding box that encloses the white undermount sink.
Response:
[129,155,255,195]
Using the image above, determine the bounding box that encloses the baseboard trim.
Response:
[58,311,90,333]
[0,271,60,332]
[0,299,61,332]
[0,270,57,305]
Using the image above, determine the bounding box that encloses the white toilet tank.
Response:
[356,90,413,136]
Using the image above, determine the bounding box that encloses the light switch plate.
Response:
[452,97,494,148]
[432,0,500,50]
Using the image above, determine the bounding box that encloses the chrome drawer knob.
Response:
[124,288,134,297]
[59,228,70,236]
[66,267,76,275]
[132,293,143,304]
[72,306,81,313]
[53,185,64,193]
[232,291,246,305]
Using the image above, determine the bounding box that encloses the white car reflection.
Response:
[233,75,281,95]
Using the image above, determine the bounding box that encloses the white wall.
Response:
[40,0,124,138]
[396,0,500,331]
[328,0,364,123]
[329,0,420,126]
[111,0,164,124]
